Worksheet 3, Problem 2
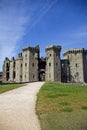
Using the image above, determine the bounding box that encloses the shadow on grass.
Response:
[47,93,68,98]
[81,106,87,110]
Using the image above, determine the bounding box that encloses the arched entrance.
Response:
[38,57,46,81]
[39,69,45,81]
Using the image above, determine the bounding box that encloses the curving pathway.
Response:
[0,82,44,130]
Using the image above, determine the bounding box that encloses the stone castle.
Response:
[2,45,87,83]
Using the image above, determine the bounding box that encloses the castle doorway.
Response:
[39,70,45,81]
[39,57,46,81]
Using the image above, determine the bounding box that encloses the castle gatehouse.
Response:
[2,45,87,83]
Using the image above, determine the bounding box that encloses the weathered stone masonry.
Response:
[45,45,61,82]
[63,48,87,83]
[2,45,87,83]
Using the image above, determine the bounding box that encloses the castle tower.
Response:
[9,57,16,82]
[15,53,23,83]
[63,48,87,83]
[22,45,40,82]
[45,45,61,82]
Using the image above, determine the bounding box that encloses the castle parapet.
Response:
[22,45,40,52]
[11,57,15,61]
[45,45,61,51]
[63,48,85,56]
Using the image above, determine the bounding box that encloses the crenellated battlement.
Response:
[63,48,85,56]
[22,45,40,52]
[11,57,15,61]
[18,53,22,57]
[17,53,23,60]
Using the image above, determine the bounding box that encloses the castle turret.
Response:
[45,45,61,82]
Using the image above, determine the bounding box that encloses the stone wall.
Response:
[63,49,84,83]
[2,58,10,83]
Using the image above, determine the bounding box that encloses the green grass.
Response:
[0,83,25,94]
[81,106,87,110]
[36,82,87,130]
[59,101,69,106]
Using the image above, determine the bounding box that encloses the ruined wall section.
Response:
[45,45,61,82]
[2,58,10,83]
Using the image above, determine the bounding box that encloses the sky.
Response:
[0,0,87,71]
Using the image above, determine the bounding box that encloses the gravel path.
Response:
[0,82,44,130]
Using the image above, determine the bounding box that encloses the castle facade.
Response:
[2,45,87,83]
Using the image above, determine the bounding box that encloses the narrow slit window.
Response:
[49,63,51,66]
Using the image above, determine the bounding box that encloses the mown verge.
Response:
[0,83,25,94]
[36,82,87,130]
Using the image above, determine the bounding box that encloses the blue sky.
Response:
[0,0,87,71]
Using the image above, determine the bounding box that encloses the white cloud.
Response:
[0,0,57,71]
[0,0,29,71]
[27,0,58,31]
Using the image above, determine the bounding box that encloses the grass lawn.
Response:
[0,83,25,94]
[36,82,87,130]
